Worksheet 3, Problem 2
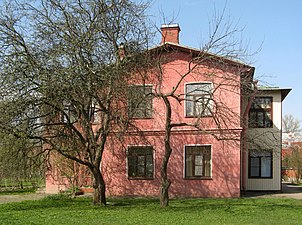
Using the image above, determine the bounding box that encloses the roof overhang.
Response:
[258,87,292,101]
[149,42,254,69]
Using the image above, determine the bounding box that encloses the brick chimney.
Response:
[160,24,181,44]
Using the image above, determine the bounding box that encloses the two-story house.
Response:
[46,24,291,197]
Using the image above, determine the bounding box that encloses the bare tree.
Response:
[283,143,302,183]
[0,129,45,189]
[149,11,256,206]
[0,0,153,205]
[152,59,254,206]
[283,114,301,133]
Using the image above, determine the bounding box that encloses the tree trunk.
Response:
[159,167,171,207]
[159,96,172,207]
[91,167,106,206]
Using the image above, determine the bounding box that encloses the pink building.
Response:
[46,24,291,197]
[282,141,302,182]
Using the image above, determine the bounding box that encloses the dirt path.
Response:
[242,183,302,199]
[267,184,302,199]
[0,193,48,204]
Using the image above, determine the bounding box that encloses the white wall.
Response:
[245,90,282,191]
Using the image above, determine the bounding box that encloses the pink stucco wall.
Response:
[101,51,243,198]
[46,49,244,198]
[103,133,241,198]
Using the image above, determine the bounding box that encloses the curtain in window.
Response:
[261,153,272,177]
[249,150,272,178]
[185,83,212,117]
[185,146,211,178]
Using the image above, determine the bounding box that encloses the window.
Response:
[128,85,152,118]
[91,104,100,123]
[127,146,154,179]
[185,146,211,178]
[249,150,272,178]
[249,97,273,128]
[61,102,76,123]
[185,83,213,117]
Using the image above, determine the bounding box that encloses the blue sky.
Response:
[147,0,302,122]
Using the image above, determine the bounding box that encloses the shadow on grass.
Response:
[1,195,160,212]
[2,195,302,214]
[163,197,302,215]
[107,197,159,207]
[109,197,302,220]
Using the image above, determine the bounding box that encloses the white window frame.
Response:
[184,82,213,117]
[183,144,212,179]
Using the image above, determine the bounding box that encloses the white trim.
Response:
[161,24,180,29]
[184,82,214,117]
[183,144,213,178]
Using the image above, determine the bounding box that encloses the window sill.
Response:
[130,117,153,120]
[248,177,273,179]
[128,177,154,180]
[184,177,212,180]
[248,127,273,129]
[185,115,212,118]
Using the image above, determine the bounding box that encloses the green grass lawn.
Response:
[0,195,302,225]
